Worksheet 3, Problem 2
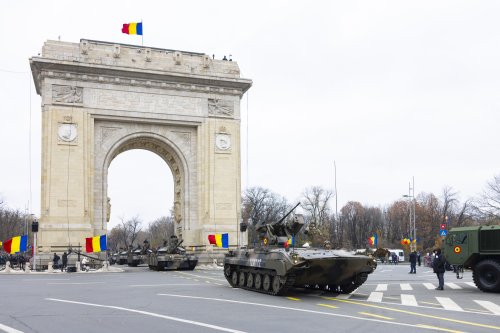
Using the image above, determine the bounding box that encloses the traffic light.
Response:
[32,220,39,233]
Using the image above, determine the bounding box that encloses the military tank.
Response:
[127,241,150,267]
[224,203,377,295]
[148,235,198,271]
[118,250,128,265]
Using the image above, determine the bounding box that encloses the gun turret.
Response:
[256,203,304,247]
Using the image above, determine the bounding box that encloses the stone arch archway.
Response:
[30,39,251,252]
[100,131,191,239]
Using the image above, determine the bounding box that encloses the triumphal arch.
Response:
[30,39,251,252]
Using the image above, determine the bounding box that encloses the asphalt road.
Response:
[0,263,499,333]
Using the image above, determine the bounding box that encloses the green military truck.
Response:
[443,225,500,292]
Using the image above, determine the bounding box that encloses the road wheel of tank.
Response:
[262,274,271,292]
[473,260,500,292]
[238,271,246,287]
[246,273,254,288]
[224,264,231,279]
[272,276,283,294]
[254,273,262,290]
[231,271,239,286]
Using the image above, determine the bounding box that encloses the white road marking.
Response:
[367,292,383,303]
[400,283,412,291]
[46,298,246,333]
[22,279,70,281]
[129,284,203,287]
[176,271,227,282]
[423,283,436,289]
[335,293,352,300]
[464,282,476,288]
[0,323,24,333]
[435,297,464,312]
[474,300,500,315]
[375,284,388,291]
[47,282,105,285]
[444,283,462,290]
[157,293,442,330]
[400,294,418,306]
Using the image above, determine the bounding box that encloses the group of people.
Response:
[407,248,447,290]
[53,252,91,272]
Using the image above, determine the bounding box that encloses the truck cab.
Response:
[443,225,500,292]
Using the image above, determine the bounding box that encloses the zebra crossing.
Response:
[349,281,500,315]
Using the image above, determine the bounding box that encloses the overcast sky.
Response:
[1,1,499,229]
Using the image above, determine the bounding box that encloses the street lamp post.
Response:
[403,177,416,253]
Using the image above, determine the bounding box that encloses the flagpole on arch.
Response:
[141,19,143,46]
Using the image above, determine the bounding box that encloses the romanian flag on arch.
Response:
[122,22,143,35]
[86,234,107,253]
[2,235,28,254]
[208,233,229,248]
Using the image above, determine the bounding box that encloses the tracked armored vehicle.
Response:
[148,236,198,271]
[224,203,377,295]
[128,241,150,267]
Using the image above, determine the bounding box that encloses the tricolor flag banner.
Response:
[2,235,28,254]
[208,233,229,248]
[122,22,143,35]
[368,233,378,247]
[287,236,295,246]
[85,234,107,253]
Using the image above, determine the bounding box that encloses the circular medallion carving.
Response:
[215,134,231,151]
[58,124,77,142]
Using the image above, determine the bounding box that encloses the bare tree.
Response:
[301,186,333,226]
[478,174,500,220]
[147,216,175,249]
[118,216,143,249]
[242,187,290,246]
[441,186,458,223]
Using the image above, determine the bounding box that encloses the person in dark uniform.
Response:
[53,253,60,269]
[432,248,446,290]
[409,251,417,274]
[62,252,68,272]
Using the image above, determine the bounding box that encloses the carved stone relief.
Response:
[208,98,234,117]
[52,85,83,103]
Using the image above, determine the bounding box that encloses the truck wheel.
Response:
[473,260,500,292]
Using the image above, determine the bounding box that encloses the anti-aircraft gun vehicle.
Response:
[224,203,377,295]
[147,235,198,271]
[443,225,500,292]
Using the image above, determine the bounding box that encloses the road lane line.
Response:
[335,293,352,300]
[401,294,418,306]
[287,297,300,301]
[375,284,388,291]
[435,297,464,312]
[400,283,412,291]
[416,324,465,333]
[358,312,393,320]
[0,323,24,333]
[176,271,227,282]
[327,297,500,330]
[423,283,436,289]
[464,282,476,288]
[444,283,462,290]
[47,282,105,285]
[129,284,203,287]
[474,300,500,315]
[367,292,383,303]
[22,279,70,281]
[46,298,246,333]
[317,303,338,309]
[157,293,442,330]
